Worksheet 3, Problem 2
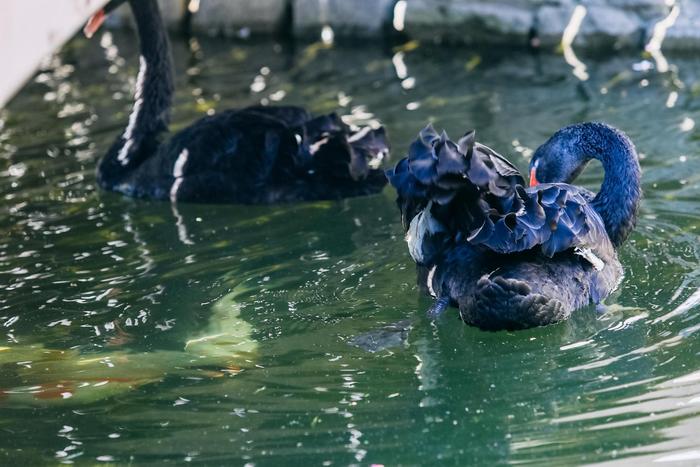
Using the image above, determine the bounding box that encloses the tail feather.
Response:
[386,125,525,261]
[303,115,389,182]
[236,109,390,186]
[461,276,568,330]
[387,125,524,211]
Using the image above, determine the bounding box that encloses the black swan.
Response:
[83,0,389,203]
[386,122,641,330]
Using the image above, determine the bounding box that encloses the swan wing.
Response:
[165,109,387,184]
[387,126,610,265]
[386,126,524,217]
[468,183,610,259]
[386,125,525,263]
[475,143,523,178]
[164,109,297,180]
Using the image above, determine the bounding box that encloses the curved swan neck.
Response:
[582,123,641,247]
[101,0,173,182]
[127,0,173,135]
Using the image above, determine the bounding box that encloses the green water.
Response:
[1,31,700,465]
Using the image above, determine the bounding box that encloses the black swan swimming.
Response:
[386,122,641,330]
[83,0,388,203]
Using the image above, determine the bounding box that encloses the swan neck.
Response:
[100,0,173,186]
[588,127,641,247]
[128,0,173,134]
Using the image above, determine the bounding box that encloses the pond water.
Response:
[1,31,700,465]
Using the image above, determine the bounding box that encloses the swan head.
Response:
[84,0,128,38]
[529,122,641,247]
[528,124,594,187]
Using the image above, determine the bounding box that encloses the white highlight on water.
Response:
[646,1,680,73]
[117,55,148,165]
[561,5,589,81]
[654,449,700,463]
[392,52,408,79]
[171,203,194,245]
[188,0,200,14]
[666,91,679,108]
[680,117,695,132]
[654,286,700,324]
[393,0,407,32]
[321,25,334,45]
[123,212,155,274]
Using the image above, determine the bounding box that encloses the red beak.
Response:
[84,9,106,38]
[529,167,538,187]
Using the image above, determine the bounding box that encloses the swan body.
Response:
[87,0,388,203]
[387,123,641,330]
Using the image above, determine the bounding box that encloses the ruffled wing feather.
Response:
[473,184,607,258]
[387,125,609,262]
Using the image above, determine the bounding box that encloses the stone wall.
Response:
[110,0,699,51]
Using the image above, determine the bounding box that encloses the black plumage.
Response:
[88,0,389,204]
[387,122,641,330]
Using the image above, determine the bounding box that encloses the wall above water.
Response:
[1,0,697,109]
[0,0,108,108]
[110,0,699,51]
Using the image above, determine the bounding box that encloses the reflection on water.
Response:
[646,1,680,74]
[1,31,700,464]
[561,4,589,82]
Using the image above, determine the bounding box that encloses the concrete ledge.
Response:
[663,0,700,51]
[102,0,699,52]
[193,0,289,35]
[7,0,695,51]
[581,3,644,49]
[293,0,396,38]
[404,0,536,45]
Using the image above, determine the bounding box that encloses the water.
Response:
[1,31,700,465]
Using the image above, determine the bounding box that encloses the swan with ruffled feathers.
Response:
[386,122,641,330]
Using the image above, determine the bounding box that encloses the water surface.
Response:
[1,32,700,465]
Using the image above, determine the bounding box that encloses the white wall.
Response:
[0,0,108,108]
